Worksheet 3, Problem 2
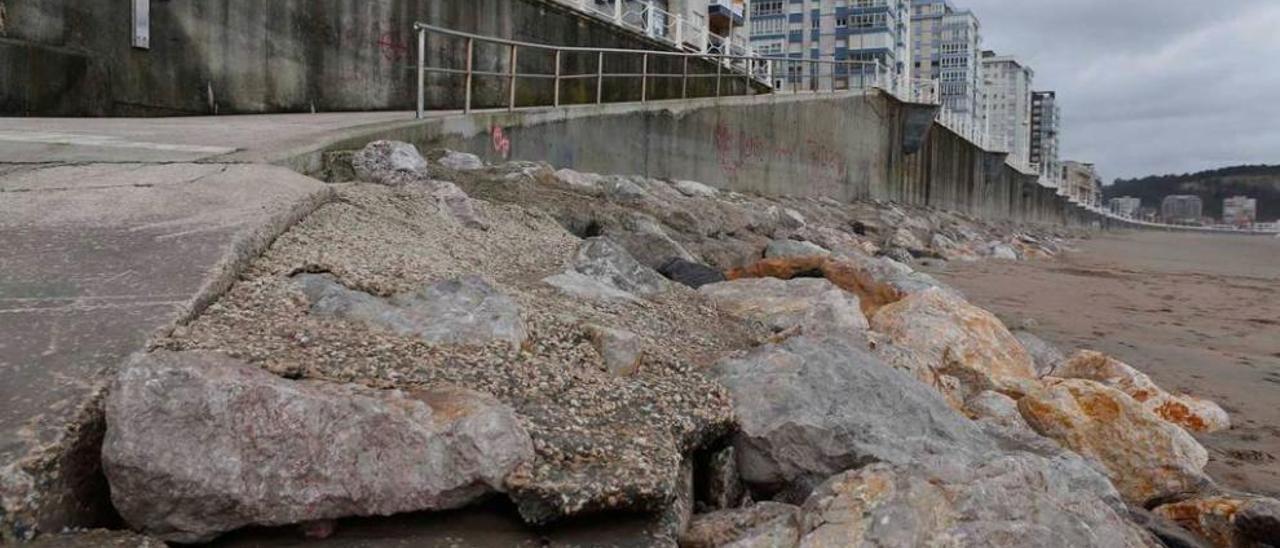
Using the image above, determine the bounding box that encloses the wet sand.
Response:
[922,230,1280,497]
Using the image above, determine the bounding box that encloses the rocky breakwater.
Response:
[56,141,1276,547]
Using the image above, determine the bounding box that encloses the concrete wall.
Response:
[304,92,1102,227]
[0,0,761,116]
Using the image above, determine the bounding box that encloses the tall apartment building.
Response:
[1223,196,1258,227]
[1061,161,1101,207]
[910,1,983,119]
[1161,195,1204,225]
[748,0,912,91]
[1029,91,1060,180]
[981,51,1033,166]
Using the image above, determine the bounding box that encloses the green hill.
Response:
[1104,165,1280,222]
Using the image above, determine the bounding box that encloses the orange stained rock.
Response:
[1057,350,1229,433]
[1153,496,1244,548]
[724,256,904,317]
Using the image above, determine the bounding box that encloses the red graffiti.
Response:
[713,122,847,187]
[376,32,411,62]
[491,126,512,159]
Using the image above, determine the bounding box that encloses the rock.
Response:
[710,335,994,501]
[765,240,831,259]
[672,179,719,198]
[421,179,489,230]
[296,273,527,350]
[1056,350,1230,433]
[988,243,1021,260]
[654,459,696,545]
[796,458,1158,547]
[601,175,652,203]
[584,324,642,377]
[1013,330,1067,377]
[680,502,802,548]
[554,168,605,196]
[103,351,534,543]
[869,287,1038,406]
[1127,507,1212,548]
[542,271,643,304]
[964,390,1034,433]
[886,227,926,252]
[24,530,168,548]
[1154,495,1280,548]
[704,446,747,511]
[880,246,916,264]
[437,149,485,171]
[1017,378,1212,506]
[657,257,726,289]
[570,237,670,296]
[604,212,697,269]
[699,278,868,337]
[352,140,428,186]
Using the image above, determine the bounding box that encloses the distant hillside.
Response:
[1105,164,1280,222]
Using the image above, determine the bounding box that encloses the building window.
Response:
[753,1,785,17]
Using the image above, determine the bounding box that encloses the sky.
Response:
[959,0,1280,181]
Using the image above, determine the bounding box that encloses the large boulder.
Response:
[672,179,720,198]
[352,140,429,186]
[296,274,527,350]
[699,278,868,337]
[869,288,1038,407]
[569,237,669,296]
[657,257,726,289]
[102,351,534,543]
[680,502,802,548]
[723,254,957,318]
[436,149,485,171]
[1013,330,1067,377]
[1017,378,1212,506]
[796,458,1158,547]
[1056,350,1230,433]
[1153,495,1280,548]
[710,335,994,501]
[765,240,831,259]
[603,212,697,269]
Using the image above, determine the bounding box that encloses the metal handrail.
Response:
[412,22,896,118]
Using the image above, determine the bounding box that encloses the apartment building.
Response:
[1029,91,1060,180]
[981,50,1033,166]
[1161,195,1204,225]
[1223,196,1258,227]
[1061,161,1101,207]
[748,0,912,91]
[1108,196,1141,218]
[910,0,982,119]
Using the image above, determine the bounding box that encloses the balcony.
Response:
[708,0,745,27]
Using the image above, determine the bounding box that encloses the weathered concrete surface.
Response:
[0,162,332,537]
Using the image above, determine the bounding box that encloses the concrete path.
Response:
[0,113,423,536]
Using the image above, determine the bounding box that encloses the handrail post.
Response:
[614,0,623,23]
[416,26,425,119]
[464,37,474,114]
[682,56,689,99]
[596,51,604,104]
[553,49,562,108]
[675,15,683,45]
[508,45,519,112]
[641,53,648,103]
[716,54,723,97]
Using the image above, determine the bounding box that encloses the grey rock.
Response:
[605,212,697,269]
[554,168,606,196]
[672,179,719,198]
[1236,496,1280,546]
[764,240,831,259]
[680,502,801,548]
[585,324,642,377]
[657,258,726,289]
[699,278,868,337]
[798,458,1158,548]
[965,391,1034,434]
[542,271,642,304]
[1127,508,1210,548]
[710,335,994,501]
[296,274,527,350]
[655,459,696,545]
[887,227,926,251]
[880,246,916,264]
[571,237,670,297]
[601,175,652,203]
[437,149,485,171]
[103,351,533,543]
[352,140,428,186]
[1013,330,1068,377]
[420,180,488,230]
[704,446,747,511]
[988,243,1020,260]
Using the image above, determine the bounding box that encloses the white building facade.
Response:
[982,50,1033,167]
[748,0,912,91]
[910,0,982,120]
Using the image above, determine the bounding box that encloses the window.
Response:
[753,1,784,17]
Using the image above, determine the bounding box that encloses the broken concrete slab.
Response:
[0,163,332,539]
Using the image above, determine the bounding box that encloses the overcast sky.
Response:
[960,0,1280,181]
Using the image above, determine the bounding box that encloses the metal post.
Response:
[416,27,425,119]
[553,50,562,107]
[464,38,474,114]
[716,54,723,97]
[508,45,519,112]
[614,0,623,23]
[682,56,689,99]
[596,51,605,104]
[675,15,683,45]
[641,53,648,103]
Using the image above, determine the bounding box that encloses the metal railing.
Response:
[412,23,902,118]
[555,0,744,56]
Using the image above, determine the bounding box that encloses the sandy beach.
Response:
[923,230,1280,497]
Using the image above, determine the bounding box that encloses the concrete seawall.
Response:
[298,92,1103,227]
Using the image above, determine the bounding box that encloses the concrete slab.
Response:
[0,163,332,537]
